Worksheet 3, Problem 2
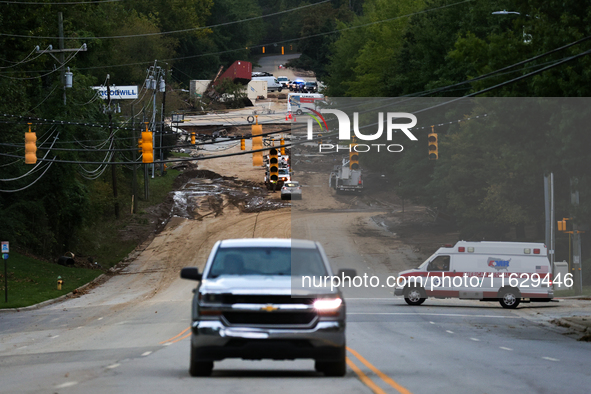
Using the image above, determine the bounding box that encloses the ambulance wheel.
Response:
[499,289,520,309]
[404,287,426,306]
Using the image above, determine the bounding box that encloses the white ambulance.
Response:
[394,241,554,309]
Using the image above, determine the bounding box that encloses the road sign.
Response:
[1,241,8,253]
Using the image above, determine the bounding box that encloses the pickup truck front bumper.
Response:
[191,320,345,361]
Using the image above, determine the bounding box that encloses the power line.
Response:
[0,0,122,4]
[0,0,473,74]
[0,1,331,40]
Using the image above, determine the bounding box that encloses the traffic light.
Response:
[24,123,37,164]
[142,123,153,163]
[280,138,285,155]
[558,218,569,232]
[191,132,196,145]
[252,120,263,166]
[428,126,438,160]
[240,138,245,151]
[269,147,279,182]
[349,139,359,170]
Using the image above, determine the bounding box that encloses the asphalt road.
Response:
[1,147,590,393]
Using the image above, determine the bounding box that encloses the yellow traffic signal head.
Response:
[25,131,37,164]
[349,149,359,170]
[269,148,279,181]
[191,132,196,145]
[428,133,438,160]
[142,131,153,163]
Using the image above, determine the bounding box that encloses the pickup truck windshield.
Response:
[207,247,327,278]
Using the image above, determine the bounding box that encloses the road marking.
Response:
[346,358,388,394]
[542,357,559,362]
[55,382,78,389]
[50,335,59,339]
[141,351,152,357]
[348,347,413,394]
[159,327,191,345]
[470,338,480,341]
[169,332,192,344]
[97,317,103,321]
[429,321,435,324]
[17,346,27,349]
[348,312,519,318]
[446,330,454,334]
[500,347,513,351]
[76,326,83,329]
[106,363,120,369]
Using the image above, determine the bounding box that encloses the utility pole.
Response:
[107,76,119,219]
[35,13,86,105]
[143,108,149,200]
[58,12,65,105]
[160,69,167,175]
[571,179,583,295]
[131,103,138,214]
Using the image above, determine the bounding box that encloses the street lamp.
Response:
[492,10,533,43]
[492,10,520,15]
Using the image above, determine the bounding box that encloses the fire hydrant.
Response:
[57,276,63,290]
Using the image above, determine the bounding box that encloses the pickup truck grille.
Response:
[223,311,317,326]
[221,295,314,305]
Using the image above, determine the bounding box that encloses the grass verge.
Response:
[0,251,101,309]
[1,168,182,309]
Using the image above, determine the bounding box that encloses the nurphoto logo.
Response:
[305,109,418,153]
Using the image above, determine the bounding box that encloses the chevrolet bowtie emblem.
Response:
[261,304,278,312]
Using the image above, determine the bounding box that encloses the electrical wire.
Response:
[0,158,55,192]
[0,45,85,80]
[0,0,122,4]
[0,1,331,40]
[0,45,50,69]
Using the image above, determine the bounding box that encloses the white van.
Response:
[394,241,554,309]
[287,93,325,115]
[251,76,283,92]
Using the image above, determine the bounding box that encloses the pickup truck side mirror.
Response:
[337,269,357,279]
[180,267,202,281]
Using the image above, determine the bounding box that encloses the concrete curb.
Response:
[0,236,153,314]
[0,271,111,314]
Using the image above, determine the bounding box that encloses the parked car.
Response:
[277,76,290,88]
[303,81,318,93]
[278,168,291,183]
[290,79,306,91]
[252,71,273,77]
[281,181,302,200]
[180,238,354,377]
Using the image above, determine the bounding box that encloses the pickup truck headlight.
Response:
[314,298,342,315]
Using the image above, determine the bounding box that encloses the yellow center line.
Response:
[159,327,190,344]
[347,347,413,394]
[169,332,192,344]
[346,357,388,394]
